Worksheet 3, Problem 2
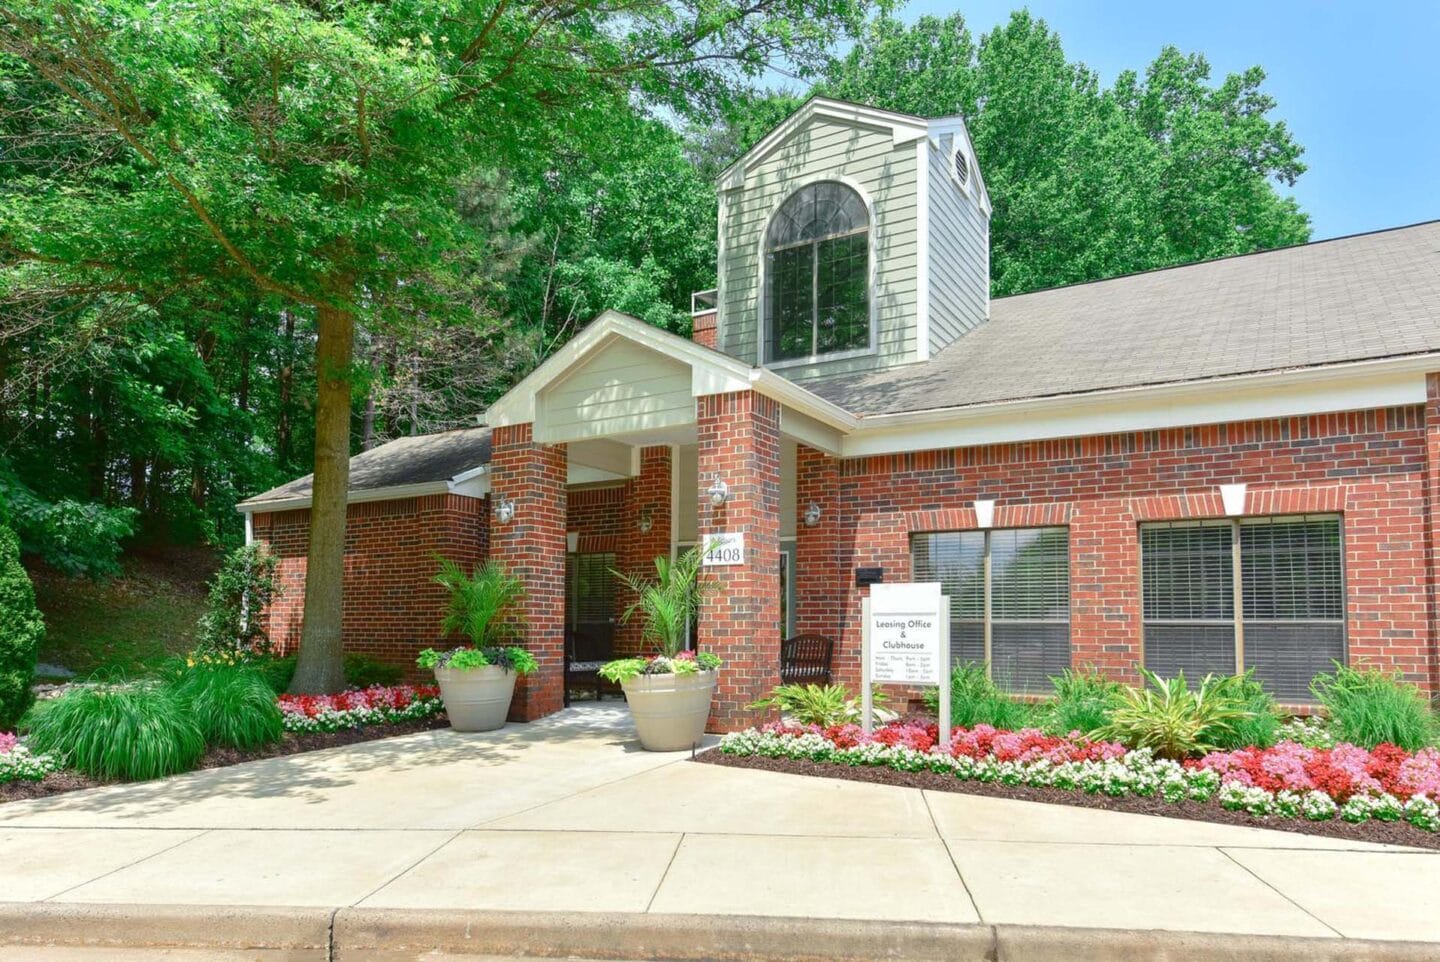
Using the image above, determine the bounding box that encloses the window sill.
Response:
[763,346,877,370]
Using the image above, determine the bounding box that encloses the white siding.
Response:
[926,133,990,354]
[538,338,693,443]
[719,118,920,383]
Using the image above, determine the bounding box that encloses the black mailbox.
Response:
[855,567,884,587]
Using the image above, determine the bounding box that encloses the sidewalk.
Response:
[2,704,1439,957]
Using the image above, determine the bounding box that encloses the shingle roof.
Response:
[809,220,1440,417]
[240,426,492,506]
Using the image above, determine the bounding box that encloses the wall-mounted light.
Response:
[707,478,730,506]
[494,496,516,525]
[803,502,822,527]
[638,509,654,534]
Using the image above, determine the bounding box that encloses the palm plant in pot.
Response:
[419,559,537,732]
[600,546,721,751]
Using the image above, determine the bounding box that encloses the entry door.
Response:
[566,552,616,660]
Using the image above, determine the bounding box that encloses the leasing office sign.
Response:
[862,582,950,750]
[867,582,944,684]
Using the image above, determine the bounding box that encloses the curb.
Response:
[4,904,1437,961]
[0,902,331,958]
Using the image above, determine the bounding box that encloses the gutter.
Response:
[848,350,1440,430]
[236,467,488,516]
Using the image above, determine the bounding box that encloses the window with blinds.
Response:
[566,552,616,628]
[911,527,1071,694]
[1140,516,1344,701]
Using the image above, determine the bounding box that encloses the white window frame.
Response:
[756,176,878,369]
[1137,514,1347,701]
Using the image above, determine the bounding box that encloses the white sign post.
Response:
[863,582,950,751]
[701,532,746,567]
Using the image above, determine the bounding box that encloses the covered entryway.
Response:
[479,311,854,730]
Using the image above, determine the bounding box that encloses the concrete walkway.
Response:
[2,703,1439,956]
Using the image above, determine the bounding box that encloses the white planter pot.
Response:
[620,669,716,752]
[433,664,518,732]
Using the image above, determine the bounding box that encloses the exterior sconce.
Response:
[638,509,654,534]
[707,478,730,506]
[494,496,516,525]
[803,502,822,527]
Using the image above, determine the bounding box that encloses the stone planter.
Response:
[433,664,517,732]
[620,669,716,751]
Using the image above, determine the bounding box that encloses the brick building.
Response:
[240,98,1440,729]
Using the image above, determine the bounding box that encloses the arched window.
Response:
[764,182,870,362]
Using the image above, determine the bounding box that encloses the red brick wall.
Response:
[616,446,674,656]
[697,391,783,730]
[796,405,1438,694]
[568,485,625,554]
[489,422,568,720]
[251,493,488,675]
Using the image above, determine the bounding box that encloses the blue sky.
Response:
[898,1,1440,240]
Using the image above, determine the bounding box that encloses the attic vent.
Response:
[951,146,970,189]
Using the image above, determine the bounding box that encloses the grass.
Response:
[168,662,284,749]
[23,682,206,781]
[1312,664,1436,751]
[26,547,215,678]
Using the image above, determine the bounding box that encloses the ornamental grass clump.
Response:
[169,661,283,750]
[924,662,1034,731]
[1092,669,1252,760]
[1044,668,1121,736]
[25,682,204,781]
[1311,664,1436,751]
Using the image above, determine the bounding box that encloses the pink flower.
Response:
[0,732,17,754]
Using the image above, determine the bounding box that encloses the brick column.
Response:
[795,445,849,681]
[616,446,674,656]
[489,423,567,721]
[1426,373,1440,694]
[697,391,782,731]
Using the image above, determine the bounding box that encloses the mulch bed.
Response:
[695,750,1440,851]
[0,715,450,804]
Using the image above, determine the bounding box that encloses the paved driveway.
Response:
[2,703,1439,943]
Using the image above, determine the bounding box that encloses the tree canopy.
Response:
[1,4,1311,691]
[731,11,1310,294]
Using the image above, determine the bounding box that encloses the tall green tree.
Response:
[763,11,1311,293]
[0,0,877,692]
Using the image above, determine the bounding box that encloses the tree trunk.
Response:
[288,291,355,694]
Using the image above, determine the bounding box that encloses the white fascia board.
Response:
[842,355,1438,458]
[779,407,845,456]
[235,481,454,515]
[914,136,932,362]
[749,368,859,434]
[449,464,488,485]
[720,97,930,190]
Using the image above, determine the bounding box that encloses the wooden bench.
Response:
[780,634,834,685]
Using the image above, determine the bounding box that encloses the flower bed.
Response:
[719,721,1440,835]
[0,732,62,784]
[277,684,444,733]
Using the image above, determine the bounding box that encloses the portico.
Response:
[481,310,854,729]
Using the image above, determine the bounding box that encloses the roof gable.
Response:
[719,97,931,192]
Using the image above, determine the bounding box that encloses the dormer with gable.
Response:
[711,97,993,382]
